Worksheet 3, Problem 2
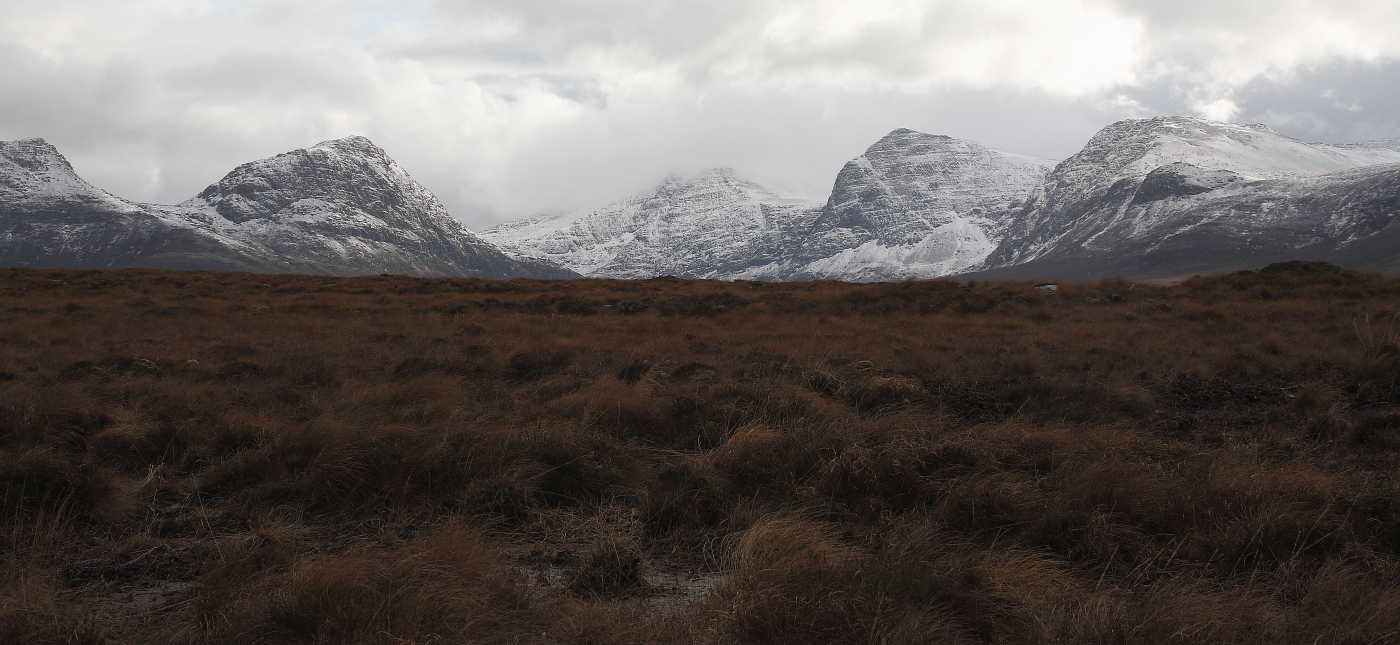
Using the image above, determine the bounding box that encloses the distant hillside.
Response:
[0,137,576,279]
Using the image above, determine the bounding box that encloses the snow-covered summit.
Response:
[778,128,1056,281]
[0,138,132,210]
[818,128,1054,240]
[484,167,824,279]
[185,136,451,226]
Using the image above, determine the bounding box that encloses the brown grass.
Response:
[1,261,1398,643]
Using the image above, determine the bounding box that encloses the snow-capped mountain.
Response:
[486,129,1055,282]
[485,168,824,279]
[972,117,1400,280]
[770,129,1055,281]
[9,117,1398,284]
[0,137,575,279]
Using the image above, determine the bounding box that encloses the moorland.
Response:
[2,262,1399,644]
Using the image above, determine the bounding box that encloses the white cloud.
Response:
[1322,89,1363,112]
[454,0,1145,95]
[1,0,1398,229]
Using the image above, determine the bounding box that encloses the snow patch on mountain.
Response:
[794,217,996,281]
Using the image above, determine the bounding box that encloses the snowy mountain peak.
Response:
[484,167,825,279]
[647,167,816,207]
[186,135,441,228]
[772,129,1057,281]
[309,135,379,152]
[977,116,1400,278]
[1,138,129,210]
[878,128,947,142]
[2,138,78,191]
[820,129,1055,240]
[1,138,72,174]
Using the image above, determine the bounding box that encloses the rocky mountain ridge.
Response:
[0,137,574,279]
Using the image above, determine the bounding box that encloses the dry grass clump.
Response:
[568,539,644,596]
[178,525,540,645]
[2,262,1400,642]
[0,567,107,645]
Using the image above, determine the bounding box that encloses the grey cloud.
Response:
[1235,62,1400,143]
[469,73,609,108]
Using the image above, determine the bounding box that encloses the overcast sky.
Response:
[3,0,1399,230]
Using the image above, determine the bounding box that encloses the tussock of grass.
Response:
[0,568,107,645]
[1,262,1399,643]
[181,524,538,645]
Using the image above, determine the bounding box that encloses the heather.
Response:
[2,262,1398,644]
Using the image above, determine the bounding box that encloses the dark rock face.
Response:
[1129,163,1242,205]
[0,137,575,279]
[972,117,1400,281]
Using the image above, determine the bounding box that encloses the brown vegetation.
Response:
[1,261,1399,643]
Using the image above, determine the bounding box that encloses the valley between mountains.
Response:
[4,115,1399,282]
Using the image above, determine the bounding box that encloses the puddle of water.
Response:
[637,570,723,615]
[105,581,194,614]
[513,554,723,615]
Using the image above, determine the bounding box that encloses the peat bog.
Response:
[2,262,1399,644]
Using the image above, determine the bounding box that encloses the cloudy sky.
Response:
[3,0,1399,229]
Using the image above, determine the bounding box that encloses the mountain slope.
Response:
[0,137,574,279]
[973,117,1400,280]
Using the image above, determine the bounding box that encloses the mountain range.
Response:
[4,116,1399,282]
[484,129,1057,282]
[0,136,574,279]
[487,117,1400,282]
